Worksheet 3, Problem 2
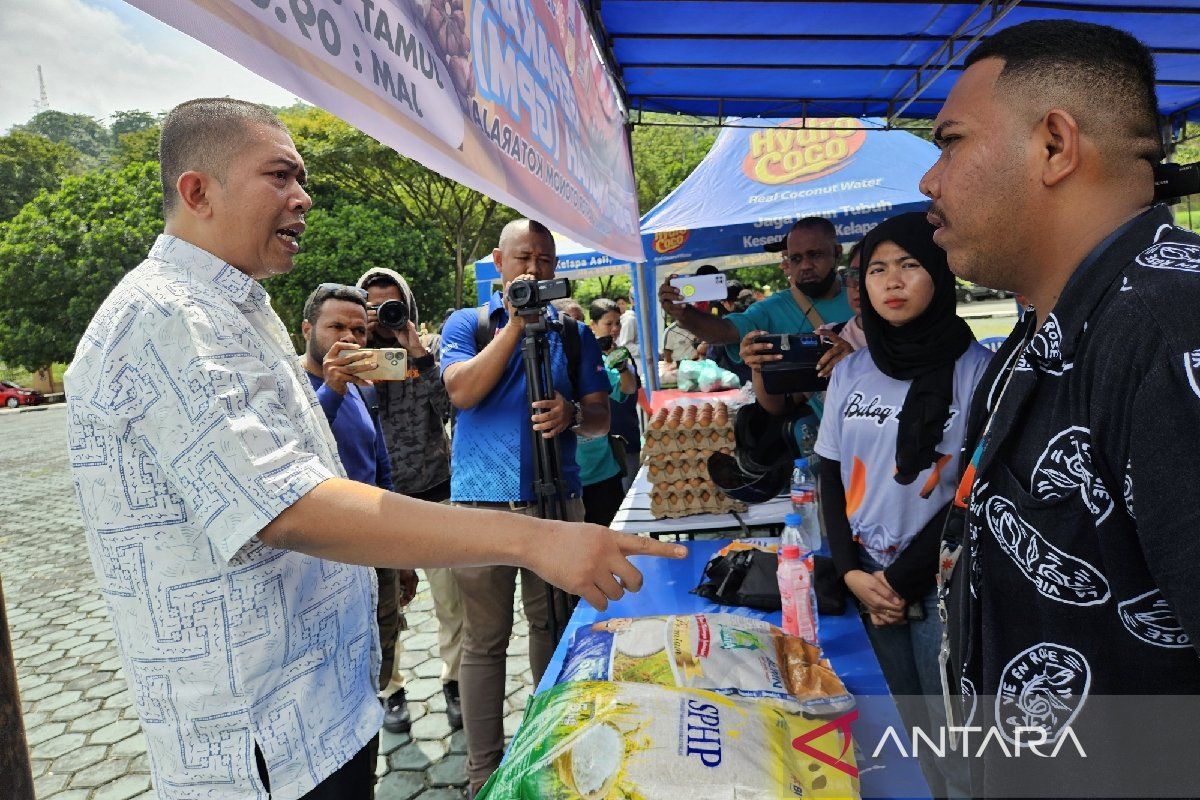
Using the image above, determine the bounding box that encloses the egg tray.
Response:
[642,427,736,458]
[649,486,746,519]
[644,449,733,483]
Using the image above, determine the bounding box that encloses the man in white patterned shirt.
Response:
[64,98,683,800]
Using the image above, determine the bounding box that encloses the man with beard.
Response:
[299,282,424,740]
[925,19,1200,796]
[658,217,854,360]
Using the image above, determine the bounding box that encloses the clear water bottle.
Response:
[790,459,820,550]
[778,545,819,643]
[781,512,803,550]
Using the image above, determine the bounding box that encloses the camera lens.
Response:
[377,299,408,329]
[507,280,534,308]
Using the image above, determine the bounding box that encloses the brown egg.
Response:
[673,479,686,491]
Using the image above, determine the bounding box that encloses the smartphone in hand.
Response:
[669,273,728,303]
[356,348,408,381]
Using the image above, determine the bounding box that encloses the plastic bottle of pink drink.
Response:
[778,545,819,642]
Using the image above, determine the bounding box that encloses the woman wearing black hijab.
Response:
[812,212,989,798]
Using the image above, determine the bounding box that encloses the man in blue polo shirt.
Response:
[658,216,854,362]
[440,218,611,795]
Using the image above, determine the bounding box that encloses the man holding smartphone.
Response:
[659,217,855,362]
[300,279,422,756]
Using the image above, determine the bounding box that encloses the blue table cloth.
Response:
[535,538,933,800]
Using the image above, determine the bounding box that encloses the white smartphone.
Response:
[356,348,408,381]
[669,273,728,303]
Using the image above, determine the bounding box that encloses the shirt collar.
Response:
[149,234,268,308]
[1021,205,1171,375]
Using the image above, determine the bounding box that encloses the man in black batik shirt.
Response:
[922,20,1200,797]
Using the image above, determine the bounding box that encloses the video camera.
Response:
[507,278,571,310]
[1153,162,1200,204]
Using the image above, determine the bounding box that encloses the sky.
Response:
[0,0,300,132]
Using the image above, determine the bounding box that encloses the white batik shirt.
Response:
[65,235,382,800]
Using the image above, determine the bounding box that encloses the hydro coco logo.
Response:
[653,229,690,254]
[742,118,867,185]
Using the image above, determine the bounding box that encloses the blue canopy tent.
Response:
[628,118,940,390]
[591,2,1200,129]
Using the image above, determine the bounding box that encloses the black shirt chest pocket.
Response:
[975,458,1114,610]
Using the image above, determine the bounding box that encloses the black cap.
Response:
[763,237,786,253]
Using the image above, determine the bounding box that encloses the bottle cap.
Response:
[781,545,801,559]
[784,513,801,526]
[797,456,809,470]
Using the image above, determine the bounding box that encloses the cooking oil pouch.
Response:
[557,613,854,717]
[476,681,860,800]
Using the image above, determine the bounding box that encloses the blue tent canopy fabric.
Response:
[639,118,939,266]
[595,1,1200,125]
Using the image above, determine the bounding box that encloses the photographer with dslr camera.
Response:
[440,219,611,795]
[355,267,465,735]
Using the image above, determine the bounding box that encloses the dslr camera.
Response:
[507,278,571,310]
[375,299,409,330]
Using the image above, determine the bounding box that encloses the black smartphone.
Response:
[753,333,831,394]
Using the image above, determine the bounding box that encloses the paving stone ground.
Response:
[2,405,535,799]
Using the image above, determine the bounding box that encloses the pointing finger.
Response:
[615,532,687,560]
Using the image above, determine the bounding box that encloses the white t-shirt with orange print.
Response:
[814,342,992,567]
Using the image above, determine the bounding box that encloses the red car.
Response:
[1,380,43,409]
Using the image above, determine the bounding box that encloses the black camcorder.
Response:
[375,299,409,330]
[1153,161,1200,204]
[754,333,831,394]
[507,278,571,310]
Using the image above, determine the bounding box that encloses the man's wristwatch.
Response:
[569,400,584,430]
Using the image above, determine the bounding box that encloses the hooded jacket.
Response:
[356,268,452,498]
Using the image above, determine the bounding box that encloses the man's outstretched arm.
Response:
[259,478,686,611]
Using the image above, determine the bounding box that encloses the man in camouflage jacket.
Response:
[357,267,464,733]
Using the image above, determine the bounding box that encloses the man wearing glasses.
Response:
[440,218,612,795]
[659,216,855,360]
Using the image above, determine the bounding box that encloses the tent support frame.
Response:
[887,0,1023,125]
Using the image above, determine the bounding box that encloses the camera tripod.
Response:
[516,305,573,644]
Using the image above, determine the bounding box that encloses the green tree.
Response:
[278,105,513,308]
[264,202,453,347]
[571,274,633,310]
[0,162,163,372]
[12,110,110,163]
[109,110,158,142]
[112,126,161,168]
[0,131,82,221]
[631,115,716,214]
